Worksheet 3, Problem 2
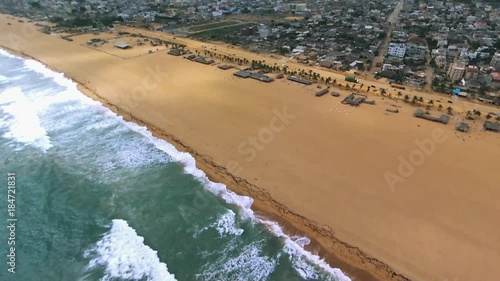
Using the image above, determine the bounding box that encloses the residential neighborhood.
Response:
[2,0,499,104]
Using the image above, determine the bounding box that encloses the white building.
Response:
[388,43,406,58]
[258,24,270,38]
[283,3,308,13]
[491,52,500,69]
[447,62,466,81]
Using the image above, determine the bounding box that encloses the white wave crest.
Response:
[0,87,53,152]
[196,210,244,238]
[261,219,351,281]
[5,52,351,281]
[197,242,276,281]
[84,219,177,281]
[0,48,16,58]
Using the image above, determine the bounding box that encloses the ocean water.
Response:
[0,49,351,281]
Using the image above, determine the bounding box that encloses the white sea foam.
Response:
[0,74,7,82]
[0,49,16,58]
[261,219,352,281]
[196,210,244,237]
[23,59,77,89]
[121,120,256,220]
[197,241,276,281]
[84,219,177,281]
[0,87,53,152]
[6,52,352,281]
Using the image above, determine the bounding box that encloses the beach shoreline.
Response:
[0,44,407,281]
[1,14,500,281]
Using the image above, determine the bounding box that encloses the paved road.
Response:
[119,24,499,113]
[369,0,404,75]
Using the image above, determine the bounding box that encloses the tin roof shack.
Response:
[483,121,500,132]
[218,65,233,70]
[185,54,196,60]
[456,122,469,132]
[114,41,131,49]
[414,109,450,124]
[168,48,185,56]
[342,93,366,106]
[287,75,312,85]
[193,56,214,65]
[233,70,251,78]
[250,73,274,83]
[316,88,329,97]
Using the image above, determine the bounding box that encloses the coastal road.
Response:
[117,25,498,114]
[369,0,404,76]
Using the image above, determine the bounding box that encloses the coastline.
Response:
[0,46,390,281]
[2,14,500,281]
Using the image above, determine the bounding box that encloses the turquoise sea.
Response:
[0,49,350,281]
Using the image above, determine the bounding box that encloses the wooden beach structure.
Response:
[114,41,131,49]
[414,109,450,124]
[192,56,215,65]
[456,122,469,132]
[250,72,274,83]
[483,121,500,132]
[287,75,312,85]
[218,65,233,70]
[316,88,329,97]
[233,70,251,78]
[331,92,341,97]
[168,48,185,56]
[341,93,373,106]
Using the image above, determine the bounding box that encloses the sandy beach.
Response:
[1,14,500,281]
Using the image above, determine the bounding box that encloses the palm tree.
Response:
[403,95,410,102]
[412,96,418,104]
[486,114,492,119]
[447,106,453,115]
[333,79,337,85]
[428,100,434,105]
[473,109,481,117]
[438,104,443,111]
[397,91,402,99]
[418,96,424,103]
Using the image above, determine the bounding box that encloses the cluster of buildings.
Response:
[373,0,499,103]
[3,0,499,102]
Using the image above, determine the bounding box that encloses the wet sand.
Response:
[1,14,500,281]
